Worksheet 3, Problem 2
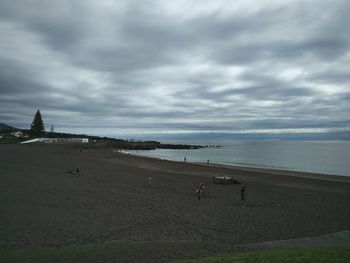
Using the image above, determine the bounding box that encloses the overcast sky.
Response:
[0,0,349,139]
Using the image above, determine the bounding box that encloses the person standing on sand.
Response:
[196,182,205,201]
[196,186,202,201]
[240,185,246,202]
[199,182,205,192]
[148,176,152,185]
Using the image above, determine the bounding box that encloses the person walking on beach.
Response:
[148,176,152,185]
[198,182,205,192]
[196,186,202,201]
[240,185,246,202]
[196,182,205,201]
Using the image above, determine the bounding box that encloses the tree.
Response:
[30,110,45,137]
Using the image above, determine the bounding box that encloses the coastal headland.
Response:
[0,144,349,262]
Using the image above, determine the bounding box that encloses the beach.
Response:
[0,144,349,262]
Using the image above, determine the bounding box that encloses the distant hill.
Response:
[0,123,202,149]
[0,123,19,131]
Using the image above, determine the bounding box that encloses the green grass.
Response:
[0,240,200,263]
[1,244,349,263]
[173,246,350,263]
[1,242,125,263]
[0,138,23,144]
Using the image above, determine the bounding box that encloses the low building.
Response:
[11,131,24,138]
[21,138,89,144]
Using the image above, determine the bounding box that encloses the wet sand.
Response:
[0,144,349,262]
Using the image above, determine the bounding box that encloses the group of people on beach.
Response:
[68,168,81,175]
[146,175,246,203]
[196,181,246,203]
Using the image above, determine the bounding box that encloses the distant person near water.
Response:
[148,176,152,185]
[184,157,187,163]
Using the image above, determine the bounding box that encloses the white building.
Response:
[21,138,89,144]
[11,131,24,138]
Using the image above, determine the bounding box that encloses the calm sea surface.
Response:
[125,141,350,177]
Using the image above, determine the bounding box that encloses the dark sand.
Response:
[0,144,349,262]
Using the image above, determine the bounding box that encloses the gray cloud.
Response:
[0,0,349,139]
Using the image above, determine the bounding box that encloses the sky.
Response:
[0,0,349,140]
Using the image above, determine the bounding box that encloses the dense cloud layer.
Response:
[1,0,349,139]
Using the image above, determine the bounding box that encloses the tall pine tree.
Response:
[30,110,45,137]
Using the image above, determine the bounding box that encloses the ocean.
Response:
[125,141,350,177]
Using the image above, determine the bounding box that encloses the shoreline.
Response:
[119,150,350,183]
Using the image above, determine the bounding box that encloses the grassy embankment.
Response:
[1,245,349,263]
[0,138,23,144]
[0,240,197,263]
[174,246,350,263]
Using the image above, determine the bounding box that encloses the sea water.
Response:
[125,141,350,177]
